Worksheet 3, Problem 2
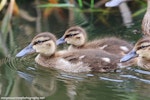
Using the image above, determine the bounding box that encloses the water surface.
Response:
[0,54,150,100]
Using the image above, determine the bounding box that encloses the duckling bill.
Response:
[56,37,66,45]
[16,32,126,73]
[16,43,35,57]
[120,49,138,62]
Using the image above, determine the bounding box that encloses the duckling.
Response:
[120,36,150,70]
[56,26,133,56]
[142,0,150,36]
[16,32,126,73]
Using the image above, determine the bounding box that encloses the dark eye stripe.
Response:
[33,39,50,45]
[65,33,79,38]
[137,45,150,50]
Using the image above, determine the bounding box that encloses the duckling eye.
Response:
[34,39,50,45]
[141,46,145,49]
[34,40,42,45]
[37,40,43,43]
[138,45,148,50]
[65,34,74,38]
[65,33,79,38]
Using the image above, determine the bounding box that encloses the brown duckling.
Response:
[142,0,150,36]
[16,32,127,73]
[120,36,150,70]
[56,26,133,56]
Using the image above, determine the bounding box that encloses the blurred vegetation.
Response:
[0,0,147,57]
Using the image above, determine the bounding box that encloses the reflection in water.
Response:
[0,73,2,95]
[11,69,57,97]
[134,69,150,75]
[120,74,150,84]
[100,77,124,82]
[0,57,150,100]
[17,71,34,83]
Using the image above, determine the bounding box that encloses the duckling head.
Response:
[56,26,87,47]
[120,37,150,62]
[16,32,57,57]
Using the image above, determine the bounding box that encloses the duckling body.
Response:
[56,26,133,56]
[35,49,121,73]
[16,32,126,73]
[69,37,133,56]
[120,37,150,70]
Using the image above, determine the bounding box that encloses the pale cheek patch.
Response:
[75,34,85,46]
[141,42,150,47]
[101,57,111,63]
[66,38,74,44]
[65,38,70,43]
[120,46,129,52]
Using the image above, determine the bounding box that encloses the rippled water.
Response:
[0,56,150,100]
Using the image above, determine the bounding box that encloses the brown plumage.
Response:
[56,26,133,56]
[142,0,150,36]
[16,32,129,73]
[36,49,121,73]
[120,36,150,70]
[82,37,133,56]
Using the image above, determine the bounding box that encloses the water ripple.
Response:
[26,67,36,71]
[134,69,150,75]
[17,71,34,83]
[0,57,18,70]
[60,73,84,80]
[120,75,137,79]
[120,75,150,84]
[99,77,124,82]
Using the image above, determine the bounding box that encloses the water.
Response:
[1,25,150,99]
[0,56,150,100]
[1,25,150,100]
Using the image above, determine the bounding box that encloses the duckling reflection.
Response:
[56,26,133,56]
[16,32,124,73]
[0,81,2,95]
[0,69,56,97]
[120,37,150,70]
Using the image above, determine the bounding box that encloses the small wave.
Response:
[134,69,150,75]
[99,77,124,82]
[120,75,150,84]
